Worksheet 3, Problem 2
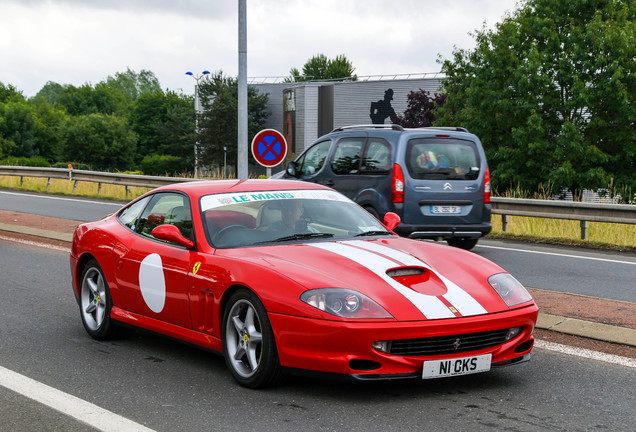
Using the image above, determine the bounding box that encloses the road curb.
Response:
[536,313,635,347]
[0,223,73,242]
[1,224,634,348]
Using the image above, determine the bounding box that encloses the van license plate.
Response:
[431,206,460,214]
[422,354,491,379]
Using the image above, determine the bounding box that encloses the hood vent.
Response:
[386,267,425,278]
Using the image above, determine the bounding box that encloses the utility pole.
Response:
[237,0,248,179]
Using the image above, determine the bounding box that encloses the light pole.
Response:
[186,70,210,178]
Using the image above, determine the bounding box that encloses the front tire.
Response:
[222,289,281,388]
[79,259,132,340]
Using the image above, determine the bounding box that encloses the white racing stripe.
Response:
[348,241,488,317]
[0,365,155,432]
[311,242,453,318]
[310,241,488,319]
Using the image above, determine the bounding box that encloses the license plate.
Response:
[422,354,492,379]
[431,205,460,214]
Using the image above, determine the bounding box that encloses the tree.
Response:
[436,0,636,194]
[106,68,162,101]
[0,82,24,103]
[62,113,137,170]
[286,54,357,82]
[55,82,129,116]
[0,101,38,158]
[196,71,269,172]
[131,90,195,171]
[395,89,447,128]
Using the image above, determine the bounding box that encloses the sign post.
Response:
[250,129,288,177]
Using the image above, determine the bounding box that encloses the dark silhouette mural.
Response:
[369,88,398,124]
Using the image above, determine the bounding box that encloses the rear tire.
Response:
[446,237,479,250]
[79,259,134,340]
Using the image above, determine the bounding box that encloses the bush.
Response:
[139,154,183,176]
[51,161,92,170]
[0,156,51,167]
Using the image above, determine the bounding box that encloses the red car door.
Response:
[114,192,195,329]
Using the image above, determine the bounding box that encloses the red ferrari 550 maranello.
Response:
[70,179,538,388]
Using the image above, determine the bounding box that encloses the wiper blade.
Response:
[354,230,392,237]
[256,232,334,244]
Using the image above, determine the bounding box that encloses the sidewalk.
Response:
[1,209,634,350]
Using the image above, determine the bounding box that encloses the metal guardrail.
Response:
[491,197,635,239]
[1,166,634,239]
[0,165,198,199]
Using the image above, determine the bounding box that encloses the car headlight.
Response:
[300,289,393,319]
[488,273,533,307]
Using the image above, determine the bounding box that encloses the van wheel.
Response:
[447,237,478,250]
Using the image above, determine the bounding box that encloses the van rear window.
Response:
[406,139,481,180]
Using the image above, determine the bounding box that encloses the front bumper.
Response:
[269,305,537,379]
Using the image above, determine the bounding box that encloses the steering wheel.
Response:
[211,224,249,243]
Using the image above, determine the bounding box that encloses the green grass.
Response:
[1,174,634,251]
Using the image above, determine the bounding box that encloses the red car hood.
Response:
[219,238,512,321]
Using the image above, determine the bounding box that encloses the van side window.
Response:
[331,138,363,175]
[361,138,391,172]
[297,140,330,176]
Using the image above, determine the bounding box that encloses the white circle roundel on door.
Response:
[139,253,166,313]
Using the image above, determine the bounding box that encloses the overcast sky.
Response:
[0,0,520,97]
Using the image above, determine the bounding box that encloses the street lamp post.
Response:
[186,70,210,178]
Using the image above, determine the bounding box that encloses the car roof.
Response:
[152,179,331,197]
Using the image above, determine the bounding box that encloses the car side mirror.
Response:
[383,212,401,231]
[152,224,194,249]
[286,161,299,177]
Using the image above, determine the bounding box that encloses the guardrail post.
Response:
[580,220,588,240]
[501,215,509,232]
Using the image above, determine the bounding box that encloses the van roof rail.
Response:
[422,126,469,133]
[331,124,405,133]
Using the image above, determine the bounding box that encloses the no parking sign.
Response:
[251,129,288,168]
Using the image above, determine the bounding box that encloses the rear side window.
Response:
[406,138,481,180]
[361,138,391,173]
[118,196,151,231]
[331,138,363,174]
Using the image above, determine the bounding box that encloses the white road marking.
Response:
[477,244,636,266]
[0,190,123,207]
[534,340,636,368]
[0,365,155,432]
[0,234,69,252]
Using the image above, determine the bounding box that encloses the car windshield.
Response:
[200,189,391,248]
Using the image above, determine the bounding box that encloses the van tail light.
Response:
[391,164,405,203]
[484,166,491,204]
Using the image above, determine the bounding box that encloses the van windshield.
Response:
[406,138,481,180]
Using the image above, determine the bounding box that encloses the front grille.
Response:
[389,329,511,356]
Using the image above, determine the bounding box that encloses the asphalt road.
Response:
[0,240,634,432]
